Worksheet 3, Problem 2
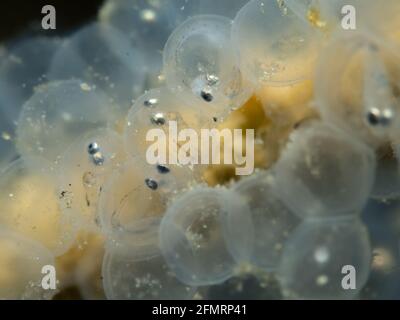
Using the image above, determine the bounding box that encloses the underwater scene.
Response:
[0,0,400,301]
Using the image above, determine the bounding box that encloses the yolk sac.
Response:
[231,0,321,87]
[163,15,252,120]
[277,218,371,300]
[159,187,250,286]
[0,156,77,256]
[274,121,376,220]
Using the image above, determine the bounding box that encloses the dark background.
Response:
[0,0,105,42]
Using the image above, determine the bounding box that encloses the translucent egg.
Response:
[49,22,146,110]
[102,246,196,300]
[0,226,56,300]
[57,128,127,232]
[159,187,249,286]
[278,218,371,300]
[98,158,195,258]
[231,171,301,271]
[16,80,121,163]
[274,121,376,219]
[0,157,77,255]
[315,31,400,149]
[231,0,321,86]
[163,15,252,119]
[99,0,249,89]
[0,36,60,120]
[99,0,178,88]
[124,87,210,170]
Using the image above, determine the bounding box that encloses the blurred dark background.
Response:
[0,0,104,41]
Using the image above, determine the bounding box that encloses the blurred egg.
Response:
[49,23,146,110]
[16,80,121,163]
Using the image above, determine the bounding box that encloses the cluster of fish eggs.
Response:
[1,0,400,300]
